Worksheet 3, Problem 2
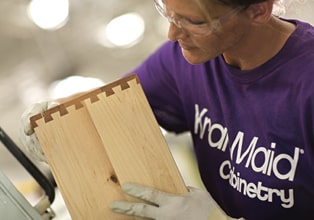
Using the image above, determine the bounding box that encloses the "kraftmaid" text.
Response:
[194,104,304,208]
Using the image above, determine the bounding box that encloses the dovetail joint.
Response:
[30,74,140,128]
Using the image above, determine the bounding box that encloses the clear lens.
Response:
[154,0,167,17]
[153,0,212,36]
[153,0,244,37]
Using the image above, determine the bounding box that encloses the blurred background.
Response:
[0,0,313,219]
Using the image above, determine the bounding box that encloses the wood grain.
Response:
[31,74,187,220]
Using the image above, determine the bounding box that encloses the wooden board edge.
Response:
[30,74,139,128]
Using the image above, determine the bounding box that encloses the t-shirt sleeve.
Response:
[125,41,188,133]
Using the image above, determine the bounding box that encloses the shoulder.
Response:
[293,19,314,36]
[130,41,211,88]
[130,41,189,77]
[279,19,314,78]
[286,19,314,51]
[147,41,191,71]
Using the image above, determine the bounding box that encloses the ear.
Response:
[246,0,274,23]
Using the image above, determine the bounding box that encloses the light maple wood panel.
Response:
[86,78,186,193]
[31,74,187,220]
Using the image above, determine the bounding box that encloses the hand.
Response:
[110,182,217,220]
[19,101,59,162]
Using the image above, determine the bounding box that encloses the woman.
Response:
[21,0,314,219]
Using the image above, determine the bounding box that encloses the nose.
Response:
[167,22,187,42]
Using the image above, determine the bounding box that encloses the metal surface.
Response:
[0,127,55,203]
[0,171,43,220]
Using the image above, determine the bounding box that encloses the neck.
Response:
[223,16,296,70]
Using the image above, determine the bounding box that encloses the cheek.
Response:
[192,36,224,59]
[196,28,242,54]
[197,37,221,53]
[181,32,238,64]
[181,45,220,64]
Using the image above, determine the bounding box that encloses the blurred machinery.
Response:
[0,127,55,220]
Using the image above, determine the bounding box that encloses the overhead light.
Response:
[97,12,145,48]
[49,76,104,99]
[27,0,69,30]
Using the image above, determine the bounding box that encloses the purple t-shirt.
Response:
[128,19,314,219]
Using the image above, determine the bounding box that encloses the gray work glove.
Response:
[110,182,218,220]
[19,101,59,162]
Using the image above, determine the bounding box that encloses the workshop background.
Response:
[0,0,313,219]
